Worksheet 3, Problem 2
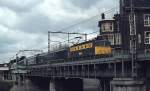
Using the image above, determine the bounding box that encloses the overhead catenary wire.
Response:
[21,7,117,52]
[48,6,118,34]
[47,7,117,45]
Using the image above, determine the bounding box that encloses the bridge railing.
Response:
[113,49,150,60]
[112,50,130,59]
[137,50,150,60]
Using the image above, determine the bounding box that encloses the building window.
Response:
[144,14,150,26]
[129,14,136,35]
[138,34,141,44]
[144,31,150,44]
[110,22,113,31]
[101,22,114,32]
[103,34,114,45]
[115,33,121,45]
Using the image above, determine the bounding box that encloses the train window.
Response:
[70,47,75,52]
[71,48,74,51]
[78,46,82,50]
[86,43,92,48]
[105,41,111,46]
[70,43,92,52]
[82,44,85,49]
[74,47,77,51]
[74,47,76,51]
[85,44,88,48]
[73,47,76,51]
[76,46,79,51]
[80,45,82,49]
[89,43,93,48]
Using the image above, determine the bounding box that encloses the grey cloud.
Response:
[0,38,18,54]
[17,12,83,34]
[0,32,47,54]
[0,0,43,12]
[67,0,100,9]
[17,13,50,33]
[0,33,19,49]
[0,35,20,54]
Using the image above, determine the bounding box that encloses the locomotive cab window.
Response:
[95,40,110,46]
[144,14,150,26]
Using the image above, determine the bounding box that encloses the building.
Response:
[120,0,150,51]
[98,0,150,52]
[0,64,9,80]
[98,14,122,49]
[9,57,28,81]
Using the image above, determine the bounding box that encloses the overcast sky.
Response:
[0,0,119,63]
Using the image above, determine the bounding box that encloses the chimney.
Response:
[101,13,105,20]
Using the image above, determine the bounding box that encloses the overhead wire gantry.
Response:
[48,31,87,52]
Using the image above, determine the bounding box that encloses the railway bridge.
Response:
[10,50,150,91]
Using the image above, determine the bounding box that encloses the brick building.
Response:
[120,0,150,51]
[99,0,150,52]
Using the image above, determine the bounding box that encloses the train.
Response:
[14,36,112,66]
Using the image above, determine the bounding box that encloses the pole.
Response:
[85,34,87,41]
[68,33,69,43]
[130,0,137,78]
[16,53,19,83]
[121,50,124,77]
[48,31,50,52]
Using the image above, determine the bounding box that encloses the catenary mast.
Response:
[129,0,137,78]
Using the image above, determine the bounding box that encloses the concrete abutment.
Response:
[110,78,146,91]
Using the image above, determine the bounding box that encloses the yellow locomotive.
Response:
[69,39,112,59]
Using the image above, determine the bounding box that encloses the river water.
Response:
[9,79,100,91]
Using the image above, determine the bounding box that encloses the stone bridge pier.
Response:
[30,76,50,91]
[29,77,83,91]
[50,78,83,91]
[110,78,147,91]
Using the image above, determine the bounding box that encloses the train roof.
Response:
[36,48,68,57]
[70,38,109,47]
